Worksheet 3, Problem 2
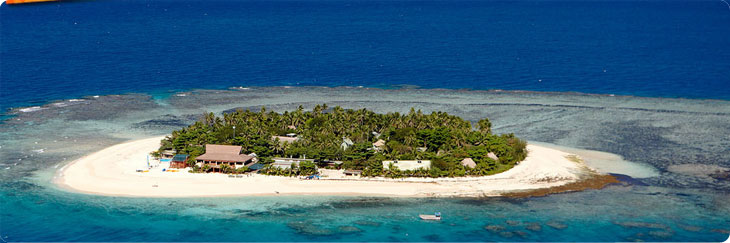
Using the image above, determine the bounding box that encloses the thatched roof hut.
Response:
[461,158,476,168]
[196,144,253,163]
[487,152,499,161]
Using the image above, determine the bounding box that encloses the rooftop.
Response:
[272,136,299,143]
[461,158,476,168]
[172,154,189,162]
[196,144,253,162]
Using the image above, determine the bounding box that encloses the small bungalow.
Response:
[372,139,386,152]
[487,152,499,161]
[343,170,362,176]
[271,157,315,169]
[341,137,354,150]
[160,149,176,159]
[196,144,255,172]
[382,160,431,171]
[461,158,476,169]
[170,154,189,169]
[272,135,299,143]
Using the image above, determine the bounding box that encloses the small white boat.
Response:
[419,212,441,220]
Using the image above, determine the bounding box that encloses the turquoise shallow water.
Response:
[1,87,729,241]
[3,182,729,241]
[3,178,729,242]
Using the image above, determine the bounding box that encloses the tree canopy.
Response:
[157,104,527,177]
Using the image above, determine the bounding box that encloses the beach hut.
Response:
[341,137,354,150]
[372,139,386,151]
[461,158,476,169]
[196,144,255,172]
[160,149,176,159]
[487,152,499,161]
[170,154,189,168]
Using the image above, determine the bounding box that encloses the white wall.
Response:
[382,160,431,171]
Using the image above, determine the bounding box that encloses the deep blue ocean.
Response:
[2,0,730,112]
[2,1,730,242]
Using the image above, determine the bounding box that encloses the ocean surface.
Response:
[1,0,730,242]
[2,0,730,111]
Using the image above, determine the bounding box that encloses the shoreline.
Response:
[53,136,616,198]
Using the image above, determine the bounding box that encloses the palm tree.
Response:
[273,140,288,155]
[220,164,230,174]
[478,118,492,134]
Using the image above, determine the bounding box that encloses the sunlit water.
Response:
[2,0,730,112]
[1,87,729,241]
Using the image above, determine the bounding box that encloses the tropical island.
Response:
[55,105,617,198]
[156,104,527,178]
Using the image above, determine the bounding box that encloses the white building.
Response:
[271,157,315,169]
[341,137,354,150]
[272,135,299,143]
[382,160,431,171]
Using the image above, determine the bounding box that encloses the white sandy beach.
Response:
[55,136,601,197]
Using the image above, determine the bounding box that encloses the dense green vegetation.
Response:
[156,104,527,177]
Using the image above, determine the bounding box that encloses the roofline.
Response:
[196,159,251,163]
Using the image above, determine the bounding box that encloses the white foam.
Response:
[52,102,68,107]
[18,106,45,112]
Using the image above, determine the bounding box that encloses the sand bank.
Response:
[55,136,614,197]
